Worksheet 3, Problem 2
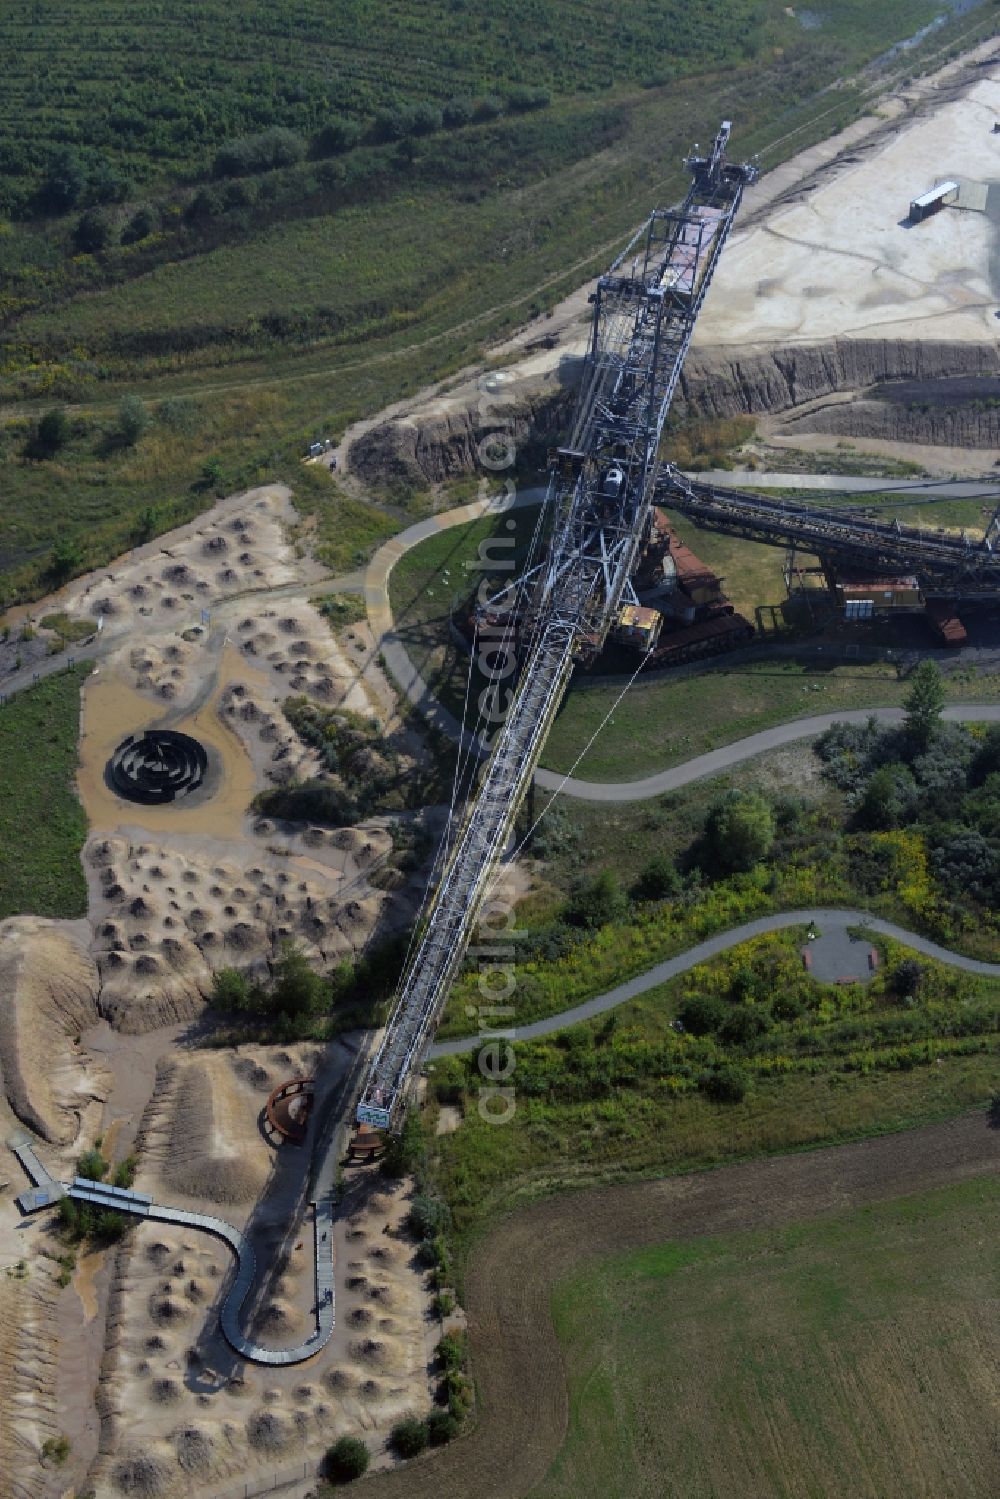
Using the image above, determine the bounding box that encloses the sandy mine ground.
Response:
[0,483,442,1499]
[90,1065,438,1499]
[338,36,1000,485]
[697,74,1000,350]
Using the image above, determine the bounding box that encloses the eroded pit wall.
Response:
[346,336,1000,489]
[347,385,576,489]
[677,338,1000,428]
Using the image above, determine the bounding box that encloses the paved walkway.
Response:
[358,485,1000,802]
[534,702,1000,802]
[7,1131,66,1215]
[7,1146,335,1366]
[428,907,1000,1056]
[364,487,544,751]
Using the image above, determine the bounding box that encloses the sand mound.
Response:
[148,1296,191,1328]
[219,680,319,785]
[156,1059,269,1206]
[252,1299,303,1339]
[112,1452,170,1497]
[351,1337,387,1364]
[57,489,300,654]
[173,1424,214,1474]
[231,1056,271,1090]
[246,1410,290,1454]
[0,916,102,1142]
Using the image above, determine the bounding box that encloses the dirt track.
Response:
[360,1112,1000,1498]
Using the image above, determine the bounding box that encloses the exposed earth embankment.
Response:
[680,336,1000,425]
[348,384,576,489]
[347,337,1000,489]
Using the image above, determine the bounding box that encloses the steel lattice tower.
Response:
[358,124,758,1130]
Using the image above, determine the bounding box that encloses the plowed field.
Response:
[360,1112,1000,1498]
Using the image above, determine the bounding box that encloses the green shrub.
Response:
[33,408,70,458]
[324,1434,369,1482]
[890,957,925,999]
[382,1113,424,1179]
[317,593,367,630]
[214,127,306,177]
[74,207,112,253]
[211,967,254,1012]
[703,789,775,875]
[632,854,680,901]
[563,870,627,929]
[315,118,361,156]
[679,994,725,1036]
[122,205,157,244]
[445,1368,474,1420]
[57,1197,127,1245]
[77,1147,108,1182]
[856,764,917,831]
[117,394,149,447]
[390,1416,428,1458]
[719,1006,769,1047]
[903,659,945,749]
[408,1193,451,1240]
[112,1156,138,1189]
[40,1434,70,1465]
[700,1065,749,1104]
[437,1330,467,1373]
[427,1409,460,1445]
[47,535,83,582]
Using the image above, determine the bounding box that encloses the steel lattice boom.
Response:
[357,124,757,1130]
[658,468,1000,597]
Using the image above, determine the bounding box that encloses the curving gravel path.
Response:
[429,907,1000,1056]
[364,488,543,751]
[358,486,1000,801]
[533,703,1000,801]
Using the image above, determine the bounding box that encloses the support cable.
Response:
[502,647,654,869]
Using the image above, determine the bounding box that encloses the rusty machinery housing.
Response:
[264,1077,315,1144]
[457,504,754,672]
[659,467,1000,644]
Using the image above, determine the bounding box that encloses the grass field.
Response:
[387,495,1000,785]
[0,666,90,920]
[432,1035,998,1258]
[430,923,1000,1268]
[664,506,805,623]
[523,752,819,889]
[538,1175,1000,1498]
[541,658,1000,780]
[1,0,993,608]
